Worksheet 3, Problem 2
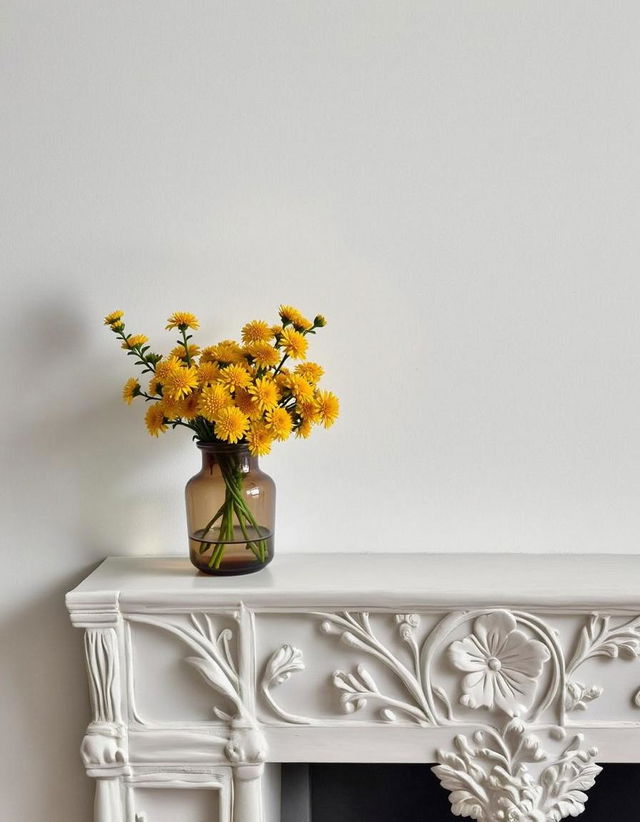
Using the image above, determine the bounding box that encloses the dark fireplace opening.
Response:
[280,763,640,821]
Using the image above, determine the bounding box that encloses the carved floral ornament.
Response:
[261,607,640,821]
[104,607,640,822]
[448,611,550,716]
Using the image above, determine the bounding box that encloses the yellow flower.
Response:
[159,395,183,420]
[179,392,200,420]
[283,373,314,402]
[155,356,180,382]
[165,311,199,330]
[197,361,221,385]
[295,418,313,439]
[247,341,280,369]
[122,377,140,405]
[316,390,340,428]
[274,368,291,391]
[214,406,249,444]
[297,397,321,423]
[279,305,313,330]
[121,334,148,350]
[247,421,274,456]
[241,320,272,344]
[199,345,218,364]
[208,340,244,364]
[170,343,201,362]
[104,310,124,326]
[247,377,280,412]
[145,403,168,437]
[265,406,293,441]
[235,387,261,420]
[295,361,324,384]
[279,326,308,360]
[197,383,232,421]
[163,361,199,400]
[147,376,162,396]
[218,363,251,393]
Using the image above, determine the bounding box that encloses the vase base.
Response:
[193,557,273,576]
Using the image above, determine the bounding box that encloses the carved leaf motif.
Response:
[263,645,304,686]
[433,725,601,821]
[567,613,640,673]
[185,656,242,713]
[316,611,434,724]
[564,681,603,712]
[431,762,487,819]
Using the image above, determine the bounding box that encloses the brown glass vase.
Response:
[185,443,275,575]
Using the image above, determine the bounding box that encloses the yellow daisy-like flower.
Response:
[199,345,218,364]
[214,406,250,444]
[234,387,261,420]
[197,383,232,422]
[271,325,283,340]
[155,355,181,382]
[165,311,199,330]
[274,368,291,391]
[297,397,321,423]
[247,377,280,413]
[122,377,140,405]
[121,334,149,350]
[179,392,200,421]
[316,390,340,428]
[163,362,199,400]
[283,373,314,402]
[104,310,124,326]
[279,327,308,360]
[170,343,201,362]
[295,361,324,384]
[241,320,272,344]
[265,406,293,441]
[295,418,313,439]
[145,403,168,437]
[197,361,221,385]
[247,421,274,456]
[218,363,251,393]
[159,395,184,420]
[247,341,280,369]
[210,340,244,364]
[147,376,162,396]
[279,305,313,330]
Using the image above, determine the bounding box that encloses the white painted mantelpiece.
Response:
[66,553,640,822]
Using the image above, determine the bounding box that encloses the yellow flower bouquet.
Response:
[105,306,339,574]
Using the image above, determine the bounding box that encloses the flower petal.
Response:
[499,632,550,678]
[473,611,517,656]
[448,637,488,673]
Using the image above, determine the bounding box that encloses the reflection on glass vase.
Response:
[185,442,275,575]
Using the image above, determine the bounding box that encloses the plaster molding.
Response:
[67,555,640,822]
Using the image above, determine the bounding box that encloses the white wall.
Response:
[3,1,640,817]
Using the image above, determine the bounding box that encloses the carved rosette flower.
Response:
[448,611,550,715]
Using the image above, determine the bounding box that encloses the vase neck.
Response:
[198,443,258,472]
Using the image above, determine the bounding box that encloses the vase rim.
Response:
[196,440,250,453]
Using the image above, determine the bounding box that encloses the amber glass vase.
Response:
[185,443,275,575]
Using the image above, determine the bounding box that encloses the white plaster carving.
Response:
[448,611,551,715]
[67,556,640,822]
[564,613,640,713]
[261,644,308,724]
[126,613,248,723]
[317,610,435,724]
[433,722,602,822]
[84,628,122,725]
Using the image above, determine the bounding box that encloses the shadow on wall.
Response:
[0,291,185,820]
